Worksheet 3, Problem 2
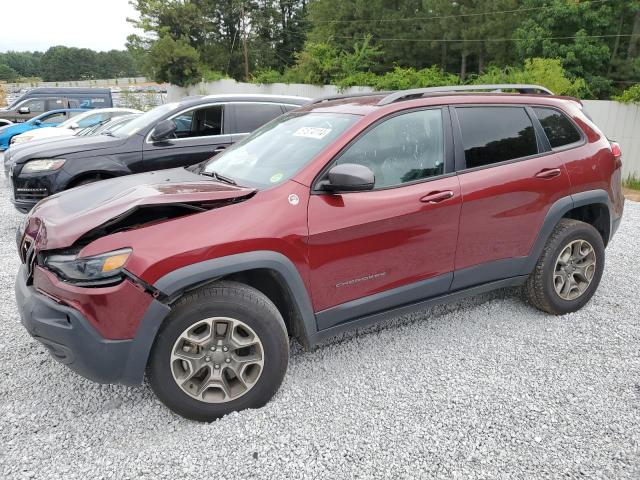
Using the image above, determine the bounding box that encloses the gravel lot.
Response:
[1,159,639,479]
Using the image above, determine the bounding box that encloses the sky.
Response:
[1,0,139,52]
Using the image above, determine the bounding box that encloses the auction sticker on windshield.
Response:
[293,127,332,139]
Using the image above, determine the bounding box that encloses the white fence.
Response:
[582,100,640,179]
[169,80,640,178]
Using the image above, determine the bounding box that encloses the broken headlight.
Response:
[44,248,132,285]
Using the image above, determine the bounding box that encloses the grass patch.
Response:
[623,174,640,191]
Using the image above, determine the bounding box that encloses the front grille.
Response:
[15,187,48,201]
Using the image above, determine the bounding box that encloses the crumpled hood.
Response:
[23,168,256,251]
[11,134,127,165]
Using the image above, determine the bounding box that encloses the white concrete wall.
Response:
[168,80,640,178]
[582,100,640,179]
[166,79,373,103]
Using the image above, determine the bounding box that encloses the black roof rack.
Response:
[309,91,390,105]
[377,84,554,106]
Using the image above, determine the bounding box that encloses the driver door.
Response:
[307,108,462,330]
[142,104,232,171]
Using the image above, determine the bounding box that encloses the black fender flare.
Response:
[122,251,317,385]
[520,188,612,275]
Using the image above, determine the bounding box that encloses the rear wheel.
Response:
[525,219,604,314]
[147,281,289,422]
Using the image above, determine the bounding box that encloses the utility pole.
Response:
[241,4,249,81]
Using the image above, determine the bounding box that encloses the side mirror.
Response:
[321,163,375,192]
[18,107,30,114]
[33,120,42,126]
[151,119,177,142]
[68,122,80,130]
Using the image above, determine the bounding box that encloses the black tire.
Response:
[147,281,289,422]
[525,218,605,315]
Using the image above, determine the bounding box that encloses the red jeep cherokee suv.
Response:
[15,85,624,421]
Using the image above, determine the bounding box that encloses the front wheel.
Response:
[525,219,605,315]
[147,281,289,421]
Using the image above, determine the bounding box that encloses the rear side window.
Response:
[457,107,538,168]
[234,103,286,133]
[533,107,582,148]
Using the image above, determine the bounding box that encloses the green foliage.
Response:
[147,36,202,87]
[202,70,229,82]
[283,35,381,85]
[251,69,284,84]
[471,58,587,97]
[369,66,459,91]
[623,173,640,191]
[614,84,640,104]
[35,46,138,81]
[0,64,18,82]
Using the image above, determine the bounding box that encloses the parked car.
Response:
[0,109,88,151]
[3,114,142,177]
[8,94,310,212]
[10,108,142,146]
[76,113,141,137]
[14,84,624,421]
[0,88,113,124]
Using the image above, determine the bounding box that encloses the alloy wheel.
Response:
[170,317,264,403]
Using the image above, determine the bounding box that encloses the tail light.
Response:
[610,141,622,169]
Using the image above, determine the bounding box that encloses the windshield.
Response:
[57,110,94,129]
[202,112,359,188]
[111,103,181,138]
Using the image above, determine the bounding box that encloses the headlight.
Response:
[44,248,132,285]
[11,135,32,144]
[21,159,66,173]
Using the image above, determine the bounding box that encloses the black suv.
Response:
[8,94,309,212]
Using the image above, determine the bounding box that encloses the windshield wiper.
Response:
[200,170,237,186]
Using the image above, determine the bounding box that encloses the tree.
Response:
[147,35,202,86]
[0,64,18,81]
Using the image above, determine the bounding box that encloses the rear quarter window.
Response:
[533,107,582,148]
[233,103,287,133]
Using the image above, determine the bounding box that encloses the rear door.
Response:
[450,105,572,290]
[307,108,461,329]
[142,103,232,171]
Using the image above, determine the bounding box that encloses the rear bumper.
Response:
[15,265,170,385]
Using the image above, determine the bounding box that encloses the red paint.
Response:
[25,92,625,340]
[455,154,572,270]
[33,266,152,340]
[307,176,461,311]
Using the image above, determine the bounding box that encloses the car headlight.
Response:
[21,159,66,173]
[44,248,132,285]
[12,135,32,144]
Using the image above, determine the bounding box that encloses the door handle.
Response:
[535,168,561,179]
[420,190,454,203]
[213,146,226,154]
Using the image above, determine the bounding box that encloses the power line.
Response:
[333,33,640,44]
[313,0,613,24]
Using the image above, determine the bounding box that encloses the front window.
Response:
[112,103,182,138]
[202,112,359,188]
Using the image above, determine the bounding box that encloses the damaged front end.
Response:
[17,169,257,288]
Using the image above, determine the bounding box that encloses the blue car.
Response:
[0,109,87,151]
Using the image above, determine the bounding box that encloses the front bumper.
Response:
[15,265,170,385]
[10,167,71,213]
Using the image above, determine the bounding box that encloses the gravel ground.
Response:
[0,163,639,478]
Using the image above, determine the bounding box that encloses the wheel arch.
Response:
[523,189,612,276]
[153,251,317,348]
[66,170,120,188]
